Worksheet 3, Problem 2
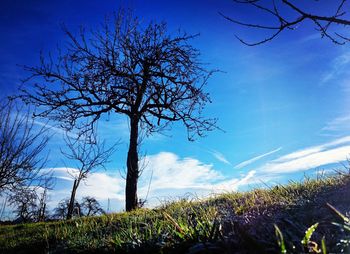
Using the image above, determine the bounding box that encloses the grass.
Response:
[1,172,350,253]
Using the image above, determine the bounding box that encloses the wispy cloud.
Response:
[212,170,257,192]
[97,117,130,139]
[234,147,282,169]
[34,116,130,141]
[49,167,84,182]
[276,136,350,163]
[298,33,322,43]
[208,149,232,165]
[321,52,350,84]
[33,120,78,138]
[322,114,350,133]
[260,146,350,174]
[257,136,350,174]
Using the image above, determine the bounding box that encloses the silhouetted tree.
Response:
[20,11,217,211]
[53,199,68,220]
[62,132,115,219]
[9,188,38,223]
[54,198,81,219]
[0,99,49,194]
[80,196,105,216]
[222,0,350,45]
[53,196,103,219]
[37,185,49,222]
[9,177,52,223]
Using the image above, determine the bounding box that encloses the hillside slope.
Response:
[1,173,350,253]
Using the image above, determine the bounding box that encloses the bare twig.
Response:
[224,0,350,45]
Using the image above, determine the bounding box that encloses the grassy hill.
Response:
[1,172,350,253]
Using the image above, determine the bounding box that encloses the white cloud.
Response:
[48,167,125,211]
[234,147,282,169]
[256,136,350,174]
[139,152,223,192]
[38,135,350,214]
[25,134,350,214]
[77,172,124,200]
[46,152,263,212]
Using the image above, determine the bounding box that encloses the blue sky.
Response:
[1,0,350,215]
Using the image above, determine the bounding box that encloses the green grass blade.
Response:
[321,236,327,254]
[274,224,287,254]
[301,223,319,246]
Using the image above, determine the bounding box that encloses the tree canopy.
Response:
[20,11,217,211]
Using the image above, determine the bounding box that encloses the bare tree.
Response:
[9,187,38,223]
[53,196,104,219]
[37,184,50,222]
[8,176,52,223]
[62,132,115,219]
[222,0,350,45]
[80,196,105,216]
[20,11,217,211]
[54,198,80,220]
[0,99,49,194]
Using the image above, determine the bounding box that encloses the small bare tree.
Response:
[37,185,50,222]
[222,0,350,45]
[80,196,105,216]
[62,132,116,219]
[9,187,38,223]
[54,198,80,220]
[0,99,49,194]
[9,176,52,223]
[53,196,104,219]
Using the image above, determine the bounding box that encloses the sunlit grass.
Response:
[1,171,350,253]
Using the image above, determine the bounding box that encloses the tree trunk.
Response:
[125,116,139,211]
[67,179,78,219]
[38,188,47,222]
